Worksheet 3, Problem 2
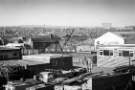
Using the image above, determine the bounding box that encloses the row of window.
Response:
[119,50,133,57]
[0,52,18,60]
[99,50,113,56]
[99,50,134,57]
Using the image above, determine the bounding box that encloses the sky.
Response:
[0,0,135,27]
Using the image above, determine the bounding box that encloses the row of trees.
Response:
[0,26,124,39]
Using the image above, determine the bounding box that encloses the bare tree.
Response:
[88,31,97,45]
[59,28,75,53]
[82,30,97,72]
[64,28,75,46]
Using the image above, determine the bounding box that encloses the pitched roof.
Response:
[96,31,135,44]
[97,32,124,40]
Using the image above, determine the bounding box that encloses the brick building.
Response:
[0,46,22,60]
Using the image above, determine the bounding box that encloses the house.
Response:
[95,32,124,47]
[31,34,61,53]
[96,44,135,67]
[0,46,22,60]
[95,31,135,67]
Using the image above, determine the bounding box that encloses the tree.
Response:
[58,28,75,53]
[64,28,75,46]
[82,30,97,72]
[18,39,24,43]
[0,38,4,45]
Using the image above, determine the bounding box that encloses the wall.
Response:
[97,46,135,67]
[0,49,22,60]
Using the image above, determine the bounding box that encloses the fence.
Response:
[22,49,39,55]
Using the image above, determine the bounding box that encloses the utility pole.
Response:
[129,55,131,67]
[128,53,132,73]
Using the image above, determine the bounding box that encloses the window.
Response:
[104,50,109,56]
[119,50,122,56]
[99,50,113,56]
[123,51,129,57]
[99,50,103,55]
[110,50,113,56]
[13,52,17,56]
[0,55,3,60]
[103,50,113,56]
[130,51,134,57]
[119,50,134,57]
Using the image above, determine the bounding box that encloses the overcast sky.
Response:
[0,0,135,27]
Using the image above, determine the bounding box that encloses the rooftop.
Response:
[0,54,72,66]
[0,46,20,51]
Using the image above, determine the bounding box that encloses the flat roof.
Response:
[23,54,71,62]
[0,54,72,66]
[0,60,47,66]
